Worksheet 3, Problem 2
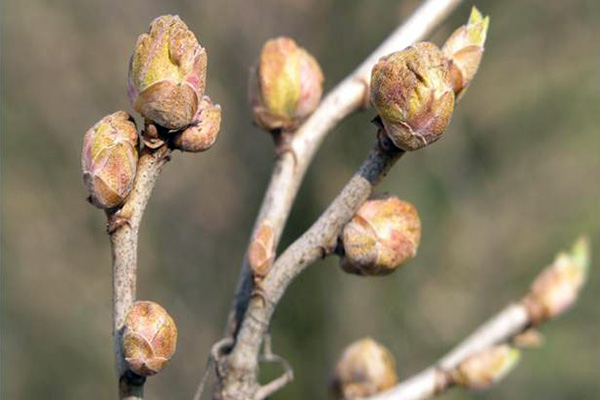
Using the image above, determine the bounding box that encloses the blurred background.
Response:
[2,0,599,398]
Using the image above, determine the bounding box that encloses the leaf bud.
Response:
[329,337,398,399]
[248,37,324,131]
[442,7,490,98]
[340,196,421,276]
[128,15,207,130]
[525,237,590,323]
[370,42,454,151]
[453,345,520,390]
[248,221,276,280]
[81,111,138,209]
[172,96,221,152]
[123,301,178,377]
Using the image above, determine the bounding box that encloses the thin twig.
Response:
[366,288,592,400]
[219,135,405,399]
[253,335,295,400]
[366,304,529,400]
[108,145,171,399]
[225,0,463,338]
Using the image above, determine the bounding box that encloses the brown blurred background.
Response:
[2,0,599,398]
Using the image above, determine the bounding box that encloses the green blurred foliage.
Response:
[2,0,599,399]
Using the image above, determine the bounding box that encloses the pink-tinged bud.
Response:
[173,96,221,152]
[128,15,207,130]
[248,37,324,131]
[248,221,275,280]
[340,196,421,276]
[442,7,490,98]
[371,42,454,151]
[453,345,520,390]
[525,237,590,323]
[329,337,398,399]
[123,301,178,377]
[81,111,138,209]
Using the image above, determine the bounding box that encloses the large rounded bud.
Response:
[123,301,178,377]
[329,338,398,399]
[128,15,207,130]
[371,42,454,151]
[248,37,323,131]
[340,196,421,276]
[81,111,138,209]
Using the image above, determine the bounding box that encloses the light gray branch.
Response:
[108,145,171,399]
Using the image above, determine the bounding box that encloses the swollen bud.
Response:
[371,42,454,151]
[340,196,421,276]
[249,37,324,131]
[123,301,178,377]
[128,15,207,130]
[173,96,221,152]
[81,111,138,209]
[525,237,590,323]
[453,345,520,390]
[330,338,398,399]
[442,7,490,98]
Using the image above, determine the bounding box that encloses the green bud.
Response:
[123,301,178,377]
[330,337,398,399]
[248,37,324,131]
[81,111,138,209]
[128,15,207,130]
[340,196,421,276]
[526,237,590,323]
[442,7,490,98]
[371,42,454,151]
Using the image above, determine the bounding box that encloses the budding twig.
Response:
[219,134,405,399]
[108,144,171,399]
[365,239,590,400]
[225,0,463,342]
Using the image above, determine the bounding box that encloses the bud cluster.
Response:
[82,15,221,210]
[330,338,398,399]
[370,7,489,151]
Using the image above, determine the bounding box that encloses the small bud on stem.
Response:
[81,111,139,209]
[330,338,398,399]
[249,37,324,131]
[340,196,421,276]
[123,301,178,377]
[173,96,222,152]
[524,237,590,323]
[452,345,520,390]
[248,221,276,280]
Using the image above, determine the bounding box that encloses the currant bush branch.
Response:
[365,238,590,400]
[108,144,172,399]
[226,0,464,338]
